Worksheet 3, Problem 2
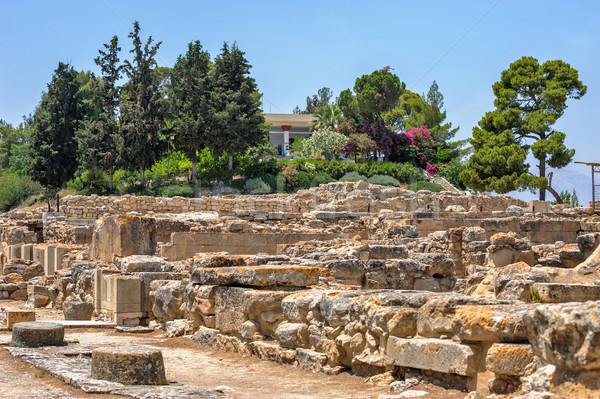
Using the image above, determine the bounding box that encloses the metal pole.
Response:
[593,165,596,210]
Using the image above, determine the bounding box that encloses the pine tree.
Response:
[166,40,212,183]
[31,62,86,188]
[209,43,265,171]
[118,21,165,187]
[77,36,122,189]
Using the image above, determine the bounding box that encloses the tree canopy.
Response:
[461,56,586,201]
[30,62,88,188]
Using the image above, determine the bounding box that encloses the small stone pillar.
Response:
[91,346,167,385]
[32,245,45,266]
[21,244,33,261]
[44,245,56,275]
[11,322,64,347]
[54,245,68,270]
[9,245,22,261]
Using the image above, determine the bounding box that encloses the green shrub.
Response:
[369,174,400,187]
[438,159,467,190]
[0,173,42,211]
[68,169,108,191]
[245,177,272,194]
[275,173,286,193]
[407,181,442,192]
[244,158,279,178]
[340,171,368,182]
[296,171,311,190]
[310,173,335,187]
[158,184,196,198]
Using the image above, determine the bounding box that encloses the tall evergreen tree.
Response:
[77,35,122,189]
[166,40,212,183]
[118,21,164,187]
[462,57,586,201]
[209,42,265,171]
[31,62,86,188]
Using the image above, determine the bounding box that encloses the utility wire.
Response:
[410,0,501,90]
[99,0,169,67]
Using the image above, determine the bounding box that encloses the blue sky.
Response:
[1,1,599,203]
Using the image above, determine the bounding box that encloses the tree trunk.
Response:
[547,186,563,204]
[538,157,546,201]
[228,152,233,171]
[191,153,198,184]
[140,165,145,187]
[108,165,114,190]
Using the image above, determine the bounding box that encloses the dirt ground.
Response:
[0,300,465,398]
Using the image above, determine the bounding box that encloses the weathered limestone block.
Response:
[11,322,64,347]
[249,341,297,364]
[326,259,367,285]
[532,283,600,303]
[320,291,365,327]
[281,290,325,322]
[275,322,309,347]
[90,215,159,262]
[185,284,217,327]
[7,310,35,330]
[295,348,328,372]
[193,254,246,269]
[192,326,218,347]
[451,304,531,342]
[485,343,536,376]
[385,337,480,377]
[368,245,408,259]
[244,289,289,337]
[416,294,496,337]
[63,301,93,320]
[192,265,319,287]
[91,346,167,385]
[117,255,164,273]
[524,300,600,371]
[149,280,188,321]
[2,259,44,281]
[214,286,250,335]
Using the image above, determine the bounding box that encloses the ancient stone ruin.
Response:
[1,181,600,397]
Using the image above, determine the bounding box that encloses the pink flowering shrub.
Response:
[426,163,441,176]
[281,164,299,191]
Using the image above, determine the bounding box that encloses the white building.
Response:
[264,113,315,156]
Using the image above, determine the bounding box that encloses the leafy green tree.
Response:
[118,22,165,187]
[77,35,122,189]
[166,40,212,183]
[343,133,377,162]
[0,120,30,169]
[293,87,333,114]
[304,129,347,161]
[209,42,265,171]
[30,62,87,188]
[464,56,586,201]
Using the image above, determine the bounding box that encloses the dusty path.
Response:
[1,301,466,398]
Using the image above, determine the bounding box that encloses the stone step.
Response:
[192,265,319,287]
[532,283,600,303]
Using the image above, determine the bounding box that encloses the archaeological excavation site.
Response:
[1,182,600,398]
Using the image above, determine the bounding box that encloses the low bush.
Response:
[0,173,42,211]
[244,177,272,194]
[296,171,312,190]
[158,184,196,198]
[340,171,368,182]
[407,181,442,192]
[310,173,335,187]
[369,174,400,187]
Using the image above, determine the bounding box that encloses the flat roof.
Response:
[265,113,315,126]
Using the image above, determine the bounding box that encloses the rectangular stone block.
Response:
[54,246,68,270]
[192,265,319,287]
[20,244,33,261]
[533,283,600,303]
[7,310,35,330]
[32,246,45,266]
[485,343,535,376]
[214,286,250,335]
[9,245,22,261]
[451,304,530,342]
[385,337,480,376]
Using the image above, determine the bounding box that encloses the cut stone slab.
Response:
[385,337,480,376]
[485,343,536,376]
[11,321,65,347]
[116,255,164,273]
[63,301,94,321]
[91,346,167,385]
[192,265,319,287]
[532,283,600,303]
[7,310,35,330]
